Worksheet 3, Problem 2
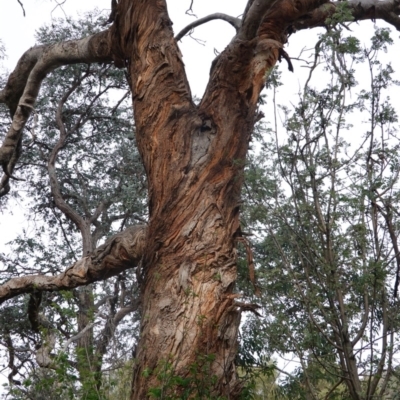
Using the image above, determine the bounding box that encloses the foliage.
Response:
[0,11,146,399]
[1,5,400,400]
[145,355,224,400]
[238,26,400,399]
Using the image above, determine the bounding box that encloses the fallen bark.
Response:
[0,225,147,304]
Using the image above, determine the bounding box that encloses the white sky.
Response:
[1,0,400,390]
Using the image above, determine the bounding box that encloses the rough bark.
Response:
[111,0,326,398]
[0,225,147,304]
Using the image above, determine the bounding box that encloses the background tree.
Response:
[0,11,147,399]
[1,1,400,399]
[240,24,400,399]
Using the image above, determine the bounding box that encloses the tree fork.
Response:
[114,0,330,398]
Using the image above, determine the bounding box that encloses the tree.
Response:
[0,11,147,399]
[240,24,400,399]
[1,0,400,399]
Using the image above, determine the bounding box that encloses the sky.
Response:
[1,0,400,390]
[0,0,341,102]
[0,0,248,97]
[1,0,397,216]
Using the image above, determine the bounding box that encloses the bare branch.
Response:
[175,13,242,42]
[17,0,26,17]
[63,320,101,353]
[0,225,147,304]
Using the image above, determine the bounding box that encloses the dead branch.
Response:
[16,0,26,17]
[0,225,147,304]
[175,13,242,42]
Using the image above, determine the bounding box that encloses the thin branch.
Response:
[17,0,26,17]
[175,13,241,42]
[324,378,344,400]
[63,320,101,353]
[50,0,67,19]
[186,0,196,17]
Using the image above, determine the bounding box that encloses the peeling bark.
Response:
[0,225,147,304]
[114,0,321,397]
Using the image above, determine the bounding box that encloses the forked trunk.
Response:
[110,0,282,398]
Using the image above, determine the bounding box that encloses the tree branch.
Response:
[175,13,242,42]
[0,29,114,196]
[294,0,400,32]
[239,0,278,40]
[48,73,91,243]
[0,225,147,304]
[63,320,101,353]
[17,0,26,17]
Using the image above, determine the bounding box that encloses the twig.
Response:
[17,0,26,16]
[186,0,196,17]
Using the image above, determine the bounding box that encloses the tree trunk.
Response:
[111,1,280,398]
[76,286,96,396]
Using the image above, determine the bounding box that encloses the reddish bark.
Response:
[111,0,321,397]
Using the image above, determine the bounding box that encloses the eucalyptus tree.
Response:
[1,0,400,399]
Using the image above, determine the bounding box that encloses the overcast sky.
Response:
[0,0,251,247]
[1,3,400,247]
[0,0,334,98]
[0,0,249,97]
